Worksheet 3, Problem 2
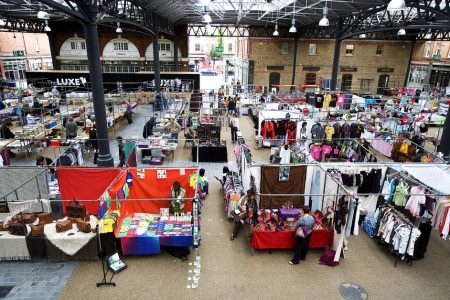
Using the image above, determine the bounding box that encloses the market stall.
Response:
[103,168,201,255]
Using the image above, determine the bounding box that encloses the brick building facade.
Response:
[248,38,412,94]
[0,32,53,88]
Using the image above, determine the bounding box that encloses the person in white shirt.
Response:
[230,113,239,143]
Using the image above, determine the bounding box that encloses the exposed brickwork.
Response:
[249,38,412,94]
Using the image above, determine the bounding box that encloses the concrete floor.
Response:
[56,112,450,300]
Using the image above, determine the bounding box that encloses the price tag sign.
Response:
[157,169,167,179]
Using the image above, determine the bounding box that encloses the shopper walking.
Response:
[116,136,126,167]
[65,117,78,139]
[230,188,255,241]
[125,100,133,125]
[289,206,315,265]
[230,113,239,143]
[227,98,236,115]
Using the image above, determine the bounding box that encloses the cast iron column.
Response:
[174,35,179,71]
[330,38,341,91]
[291,36,299,87]
[152,16,161,96]
[46,31,57,70]
[83,8,114,166]
[438,109,450,160]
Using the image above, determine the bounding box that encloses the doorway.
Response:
[377,74,389,94]
[269,72,280,91]
[341,74,353,92]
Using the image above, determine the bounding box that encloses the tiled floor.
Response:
[0,261,78,300]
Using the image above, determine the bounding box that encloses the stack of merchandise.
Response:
[117,213,192,237]
[250,209,331,232]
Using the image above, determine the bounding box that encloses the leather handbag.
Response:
[38,212,53,225]
[66,198,86,219]
[9,223,28,236]
[0,221,9,231]
[30,224,45,237]
[75,219,92,233]
[56,220,73,233]
[12,213,37,224]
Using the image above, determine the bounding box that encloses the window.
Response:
[308,43,317,55]
[376,45,383,56]
[159,43,171,51]
[281,44,288,55]
[345,44,354,55]
[305,73,317,84]
[448,47,450,58]
[228,43,233,52]
[195,43,201,52]
[408,66,428,84]
[70,41,86,50]
[360,79,372,93]
[424,42,432,58]
[433,43,442,56]
[113,42,128,51]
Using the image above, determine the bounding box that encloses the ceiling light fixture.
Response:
[44,20,51,32]
[37,10,49,20]
[424,28,432,39]
[359,33,367,38]
[387,0,406,11]
[273,22,279,36]
[205,23,212,35]
[116,22,122,33]
[289,2,296,33]
[203,13,212,23]
[0,19,5,26]
[397,28,406,36]
[319,2,329,27]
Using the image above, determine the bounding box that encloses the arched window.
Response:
[103,38,140,58]
[60,37,87,57]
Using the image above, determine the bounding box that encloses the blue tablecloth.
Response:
[119,235,193,255]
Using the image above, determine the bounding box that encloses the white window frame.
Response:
[281,44,288,55]
[228,43,233,52]
[345,44,354,56]
[113,42,129,51]
[424,42,432,58]
[195,43,201,52]
[308,43,317,55]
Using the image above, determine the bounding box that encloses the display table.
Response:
[371,138,393,157]
[192,144,228,162]
[0,231,31,261]
[250,228,333,250]
[116,213,194,255]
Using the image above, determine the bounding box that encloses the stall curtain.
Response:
[108,168,197,216]
[260,165,306,208]
[126,148,137,167]
[57,168,121,214]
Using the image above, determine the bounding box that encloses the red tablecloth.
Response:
[251,228,333,250]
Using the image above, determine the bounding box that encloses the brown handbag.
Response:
[66,198,86,219]
[56,220,73,233]
[12,213,37,224]
[0,221,9,231]
[38,213,53,225]
[30,224,45,237]
[9,223,28,236]
[75,219,92,233]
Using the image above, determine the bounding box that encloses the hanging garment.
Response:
[315,94,324,108]
[261,121,276,139]
[369,169,382,193]
[321,144,333,159]
[405,186,426,217]
[324,125,335,141]
[323,94,331,108]
[310,144,322,160]
[333,123,341,140]
[392,182,409,206]
[330,94,338,107]
[341,123,351,138]
[311,123,325,141]
[279,147,291,164]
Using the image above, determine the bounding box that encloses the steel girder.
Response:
[0,16,46,32]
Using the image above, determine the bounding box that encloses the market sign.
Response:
[340,67,357,72]
[303,66,320,71]
[13,50,25,57]
[55,77,87,87]
[433,54,441,61]
[377,67,394,73]
[215,46,224,52]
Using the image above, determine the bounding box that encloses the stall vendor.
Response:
[169,181,186,214]
[230,188,255,241]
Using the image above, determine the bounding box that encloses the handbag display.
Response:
[37,212,53,225]
[11,213,37,224]
[56,220,73,233]
[30,224,45,237]
[66,198,86,219]
[75,219,92,233]
[9,223,28,236]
